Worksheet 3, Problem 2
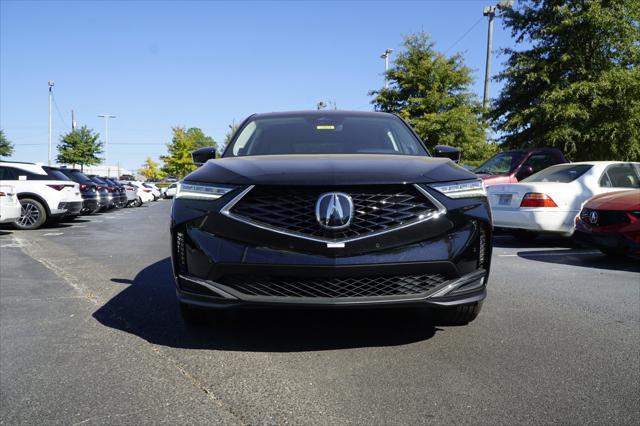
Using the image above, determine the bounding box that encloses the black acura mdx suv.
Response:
[171,111,492,325]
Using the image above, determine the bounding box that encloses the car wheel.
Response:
[13,198,47,230]
[136,197,143,207]
[434,301,483,326]
[511,230,538,241]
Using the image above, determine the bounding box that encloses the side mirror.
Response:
[433,145,462,163]
[516,165,534,180]
[192,146,217,166]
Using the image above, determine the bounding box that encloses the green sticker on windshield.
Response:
[316,125,335,130]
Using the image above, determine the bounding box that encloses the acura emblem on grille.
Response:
[589,211,599,224]
[315,192,353,230]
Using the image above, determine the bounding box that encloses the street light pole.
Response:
[48,81,54,165]
[380,48,393,89]
[482,0,513,113]
[98,114,116,165]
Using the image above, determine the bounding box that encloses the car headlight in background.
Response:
[175,182,237,200]
[429,179,486,199]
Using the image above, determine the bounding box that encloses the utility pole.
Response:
[380,48,393,89]
[71,110,76,130]
[483,0,513,112]
[98,114,116,164]
[48,81,54,165]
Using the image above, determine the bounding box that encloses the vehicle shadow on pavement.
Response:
[94,258,441,352]
[492,234,578,249]
[516,250,640,272]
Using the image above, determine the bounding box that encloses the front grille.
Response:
[229,185,438,240]
[580,208,630,227]
[219,273,448,298]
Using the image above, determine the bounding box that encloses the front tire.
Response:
[13,198,48,230]
[435,302,483,326]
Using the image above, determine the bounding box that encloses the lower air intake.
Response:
[220,273,448,298]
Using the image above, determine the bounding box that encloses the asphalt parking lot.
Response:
[1,200,638,424]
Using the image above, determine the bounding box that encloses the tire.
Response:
[13,198,48,230]
[135,197,143,207]
[511,230,538,241]
[91,205,102,214]
[435,301,483,326]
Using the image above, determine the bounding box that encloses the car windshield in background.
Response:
[224,114,427,157]
[45,169,72,181]
[522,164,593,183]
[474,151,525,175]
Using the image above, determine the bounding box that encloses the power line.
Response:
[444,16,484,54]
[51,93,69,128]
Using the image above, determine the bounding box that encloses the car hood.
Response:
[184,154,476,186]
[585,190,640,211]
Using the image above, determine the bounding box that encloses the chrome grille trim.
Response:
[220,184,447,244]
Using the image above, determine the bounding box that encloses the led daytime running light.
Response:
[430,180,486,199]
[176,183,235,200]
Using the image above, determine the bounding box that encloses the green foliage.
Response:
[0,130,13,157]
[138,157,166,181]
[161,127,217,178]
[224,123,239,149]
[370,32,492,163]
[56,126,103,171]
[491,0,640,161]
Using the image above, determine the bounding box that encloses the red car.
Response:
[574,190,640,258]
[474,148,568,187]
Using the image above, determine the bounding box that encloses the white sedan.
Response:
[488,161,640,237]
[0,185,22,224]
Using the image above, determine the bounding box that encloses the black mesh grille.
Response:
[580,208,630,227]
[230,185,438,240]
[220,273,448,298]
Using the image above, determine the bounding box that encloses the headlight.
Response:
[175,182,237,200]
[429,179,486,199]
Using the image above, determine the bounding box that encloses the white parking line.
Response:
[42,232,64,236]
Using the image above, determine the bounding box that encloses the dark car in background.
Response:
[575,189,640,258]
[474,148,568,187]
[57,167,102,214]
[87,175,116,209]
[171,111,492,326]
[101,177,128,207]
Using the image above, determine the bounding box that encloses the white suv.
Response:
[0,161,83,230]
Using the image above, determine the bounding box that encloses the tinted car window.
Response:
[0,166,18,180]
[600,164,640,188]
[225,114,427,157]
[474,151,526,175]
[522,164,592,183]
[43,168,72,181]
[522,153,555,174]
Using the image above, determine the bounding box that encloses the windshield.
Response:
[224,114,427,157]
[522,164,593,183]
[475,151,525,175]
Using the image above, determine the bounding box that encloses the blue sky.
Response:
[1,0,519,172]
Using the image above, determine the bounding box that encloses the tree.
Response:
[56,126,103,171]
[161,126,217,178]
[370,32,493,162]
[490,0,640,161]
[0,130,13,157]
[223,122,239,148]
[138,157,166,181]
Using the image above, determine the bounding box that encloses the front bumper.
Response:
[574,230,640,257]
[171,186,492,310]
